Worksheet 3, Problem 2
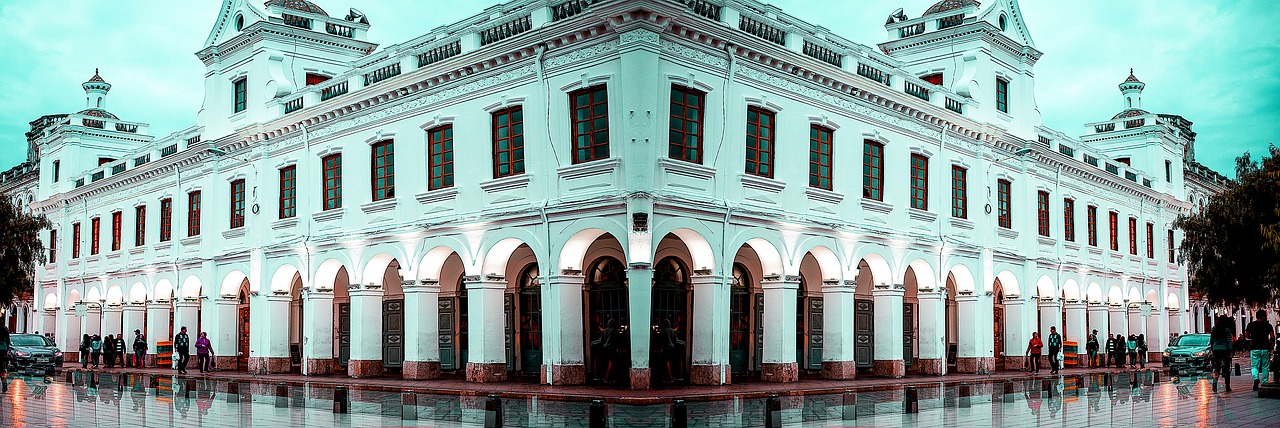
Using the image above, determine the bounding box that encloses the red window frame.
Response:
[910,154,929,210]
[322,154,342,210]
[428,126,454,190]
[491,107,525,178]
[951,166,967,218]
[279,166,297,219]
[230,179,246,228]
[997,179,1012,228]
[922,73,943,86]
[49,230,56,263]
[135,205,146,247]
[570,85,610,164]
[863,141,884,201]
[160,198,172,242]
[668,85,705,163]
[371,140,395,201]
[1129,217,1138,255]
[111,211,122,251]
[809,125,834,190]
[305,73,330,86]
[1063,198,1075,242]
[1168,229,1175,263]
[1087,205,1098,247]
[1109,211,1119,251]
[72,223,81,259]
[1146,222,1154,258]
[91,217,100,255]
[1036,191,1050,237]
[188,191,202,237]
[744,107,774,178]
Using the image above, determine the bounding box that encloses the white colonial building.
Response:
[2,0,1243,388]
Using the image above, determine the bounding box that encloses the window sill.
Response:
[1128,255,1141,263]
[105,252,122,260]
[558,158,620,180]
[1064,242,1080,252]
[658,157,717,181]
[860,199,893,215]
[67,259,80,268]
[997,228,1019,240]
[128,247,145,256]
[949,218,973,230]
[1108,252,1124,260]
[1088,247,1103,256]
[272,217,298,230]
[222,228,246,240]
[908,208,937,223]
[313,208,345,223]
[739,173,786,193]
[416,187,459,205]
[86,255,100,263]
[229,111,247,123]
[361,198,398,215]
[479,173,531,193]
[804,187,844,205]
[181,236,202,247]
[1037,236,1057,247]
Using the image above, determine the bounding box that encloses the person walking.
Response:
[1086,330,1100,368]
[80,334,92,368]
[103,335,116,369]
[1244,310,1275,391]
[1126,334,1138,368]
[195,332,212,373]
[1113,334,1127,368]
[174,326,191,374]
[115,332,127,367]
[1105,334,1115,368]
[1210,315,1235,392]
[1136,334,1148,368]
[132,330,148,368]
[90,334,103,368]
[0,322,11,393]
[1026,332,1044,373]
[1047,327,1062,374]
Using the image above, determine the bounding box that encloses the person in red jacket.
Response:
[1026,332,1044,373]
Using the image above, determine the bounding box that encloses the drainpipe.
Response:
[300,123,313,376]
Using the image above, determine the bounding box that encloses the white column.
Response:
[917,289,946,375]
[145,301,171,366]
[1108,304,1128,339]
[465,277,508,382]
[347,285,385,378]
[82,305,102,337]
[41,309,58,339]
[1166,309,1182,344]
[760,276,798,382]
[172,299,199,339]
[121,303,145,354]
[1003,297,1028,370]
[1087,302,1110,349]
[253,292,291,373]
[102,305,124,338]
[1037,298,1061,340]
[302,288,335,375]
[1146,304,1167,354]
[59,308,81,360]
[689,273,729,385]
[954,292,992,373]
[1064,301,1087,367]
[820,279,857,378]
[543,274,584,384]
[1127,304,1144,340]
[626,265,654,389]
[207,297,238,369]
[403,280,442,380]
[871,284,905,378]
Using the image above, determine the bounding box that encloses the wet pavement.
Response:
[1,369,1277,427]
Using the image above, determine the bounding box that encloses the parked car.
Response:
[7,334,64,374]
[1163,333,1211,375]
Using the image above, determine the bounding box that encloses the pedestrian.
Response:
[195,332,212,373]
[174,326,190,374]
[1086,330,1099,368]
[1210,315,1235,392]
[90,334,103,368]
[0,321,11,393]
[1126,334,1138,367]
[103,335,116,369]
[1113,334,1126,368]
[80,334,92,368]
[1047,327,1062,374]
[133,330,148,368]
[114,332,127,367]
[1244,309,1276,391]
[1136,334,1147,368]
[1026,332,1044,373]
[1105,334,1115,368]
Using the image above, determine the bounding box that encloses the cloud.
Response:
[1,0,1275,179]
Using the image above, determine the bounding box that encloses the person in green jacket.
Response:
[174,326,191,374]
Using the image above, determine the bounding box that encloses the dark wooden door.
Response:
[383,299,404,369]
[438,298,456,370]
[994,306,1005,367]
[518,289,542,375]
[807,297,823,370]
[505,293,515,372]
[753,293,764,371]
[337,303,350,367]
[728,290,750,375]
[903,303,915,367]
[237,306,250,371]
[855,299,874,368]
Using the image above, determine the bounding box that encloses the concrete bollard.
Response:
[1235,363,1241,376]
[333,386,349,414]
[1002,381,1015,403]
[64,371,74,383]
[1130,372,1139,388]
[401,392,418,421]
[185,379,195,399]
[227,382,240,403]
[588,399,606,427]
[842,391,858,420]
[275,383,289,408]
[904,386,919,414]
[765,394,783,428]
[958,383,971,408]
[672,399,688,428]
[484,394,502,428]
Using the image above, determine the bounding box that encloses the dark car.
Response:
[1162,333,1211,375]
[6,334,64,374]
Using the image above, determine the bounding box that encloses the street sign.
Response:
[74,303,88,317]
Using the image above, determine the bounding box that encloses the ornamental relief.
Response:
[661,40,729,69]
[543,40,620,69]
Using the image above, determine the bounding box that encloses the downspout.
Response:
[532,43,560,385]
[300,123,313,375]
[718,43,738,385]
[936,121,947,375]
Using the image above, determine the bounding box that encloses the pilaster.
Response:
[820,279,857,379]
[403,280,442,380]
[1063,300,1088,367]
[465,277,508,383]
[626,264,653,390]
[916,289,946,375]
[543,273,585,385]
[759,276,798,382]
[347,285,386,378]
[303,288,335,375]
[871,284,905,378]
[954,291,994,374]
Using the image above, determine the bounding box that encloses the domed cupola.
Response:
[79,68,118,119]
[1114,68,1147,117]
[924,0,981,16]
[264,0,328,16]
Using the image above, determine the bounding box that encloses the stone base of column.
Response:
[305,358,336,375]
[872,359,905,378]
[956,357,996,374]
[629,367,650,390]
[690,363,730,385]
[547,364,586,385]
[1147,351,1162,363]
[759,362,798,383]
[821,360,856,380]
[347,359,384,378]
[66,352,80,365]
[247,357,292,374]
[212,356,237,371]
[465,362,507,383]
[1078,354,1091,368]
[146,355,158,368]
[916,358,945,375]
[1003,356,1027,372]
[402,361,442,380]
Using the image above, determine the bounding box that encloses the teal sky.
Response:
[1,0,1276,178]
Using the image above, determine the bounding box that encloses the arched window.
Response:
[520,264,540,292]
[731,263,749,290]
[654,257,688,287]
[235,14,245,31]
[589,257,626,287]
[998,14,1007,31]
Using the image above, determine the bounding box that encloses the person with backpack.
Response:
[79,334,92,368]
[90,335,103,368]
[1086,330,1100,368]
[114,332,127,367]
[1210,315,1235,392]
[1136,334,1148,368]
[1113,334,1127,368]
[174,326,191,374]
[0,322,11,393]
[1126,334,1138,367]
[132,330,148,368]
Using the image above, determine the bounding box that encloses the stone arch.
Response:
[662,228,715,273]
[855,251,893,287]
[902,259,937,291]
[651,215,718,270]
[361,252,404,288]
[67,289,82,305]
[153,279,174,302]
[106,285,124,305]
[270,264,302,293]
[1145,289,1158,305]
[1035,275,1056,299]
[1166,292,1181,310]
[947,264,975,293]
[416,244,468,282]
[181,276,203,299]
[994,270,1020,297]
[795,242,842,282]
[1061,279,1080,301]
[558,221,630,272]
[1107,285,1125,305]
[1126,286,1142,304]
[357,243,409,285]
[44,292,59,310]
[314,259,350,291]
[1086,282,1103,304]
[219,271,248,297]
[129,282,147,303]
[85,286,103,303]
[740,237,786,277]
[482,237,538,277]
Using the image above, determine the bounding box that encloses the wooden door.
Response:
[807,297,823,370]
[337,303,350,367]
[504,293,515,372]
[855,299,874,368]
[994,306,1005,367]
[236,306,250,371]
[903,303,915,367]
[382,299,404,369]
[438,298,456,370]
[753,293,764,371]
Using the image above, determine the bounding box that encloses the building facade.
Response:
[4,0,1246,388]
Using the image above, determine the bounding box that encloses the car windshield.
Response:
[1175,335,1210,347]
[10,335,53,347]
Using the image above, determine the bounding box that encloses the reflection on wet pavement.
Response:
[1,371,1277,427]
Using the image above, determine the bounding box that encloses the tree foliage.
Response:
[0,196,50,307]
[1176,145,1280,306]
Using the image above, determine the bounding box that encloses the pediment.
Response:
[204,0,268,48]
[979,0,1036,49]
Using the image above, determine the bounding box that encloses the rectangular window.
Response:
[71,222,80,258]
[91,217,100,255]
[322,154,342,210]
[230,179,246,229]
[1109,211,1119,251]
[668,85,705,163]
[1129,217,1138,255]
[188,191,202,237]
[570,85,610,164]
[1146,222,1154,258]
[1168,229,1175,263]
[49,230,56,263]
[1165,160,1172,183]
[744,107,775,178]
[233,78,247,113]
[111,211,122,251]
[279,166,297,219]
[160,198,172,242]
[428,126,454,190]
[910,154,929,210]
[371,140,395,201]
[53,160,60,183]
[135,205,146,247]
[1037,191,1050,237]
[1087,206,1098,247]
[305,73,330,86]
[951,166,967,219]
[997,179,1012,229]
[996,78,1009,113]
[863,141,884,201]
[1063,199,1076,242]
[809,126,834,190]
[491,107,525,178]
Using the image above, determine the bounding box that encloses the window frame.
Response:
[809,125,834,190]
[1109,211,1119,251]
[1087,205,1098,247]
[1036,191,1050,237]
[279,166,297,219]
[909,154,929,210]
[491,106,525,178]
[427,125,455,190]
[744,107,775,178]
[49,230,56,263]
[111,211,122,251]
[1063,198,1076,242]
[233,77,248,113]
[1146,222,1154,258]
[72,222,81,259]
[188,191,202,237]
[230,179,246,229]
[997,179,1012,229]
[667,85,705,164]
[370,140,395,201]
[159,198,172,242]
[91,217,100,255]
[569,85,610,164]
[1167,229,1175,263]
[1129,217,1138,255]
[135,205,146,247]
[863,140,885,201]
[950,166,967,219]
[995,77,1009,113]
[321,154,343,211]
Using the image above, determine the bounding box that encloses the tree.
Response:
[1176,145,1280,306]
[0,196,49,307]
